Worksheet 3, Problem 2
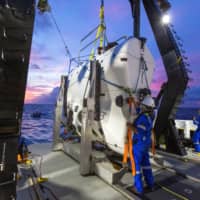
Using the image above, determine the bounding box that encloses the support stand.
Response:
[80,60,98,175]
[52,76,68,151]
[80,99,94,175]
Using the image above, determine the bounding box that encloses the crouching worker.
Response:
[18,137,29,163]
[192,109,200,152]
[127,95,155,194]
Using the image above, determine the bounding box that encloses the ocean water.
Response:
[176,107,199,120]
[21,104,54,145]
[21,104,198,145]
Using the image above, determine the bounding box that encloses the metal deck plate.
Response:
[18,143,128,200]
[153,152,200,181]
[147,170,200,200]
[62,141,200,200]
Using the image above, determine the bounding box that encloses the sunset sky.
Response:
[25,0,200,107]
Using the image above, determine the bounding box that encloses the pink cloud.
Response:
[29,49,42,61]
[26,86,51,92]
[151,82,163,91]
[188,52,200,62]
[188,72,200,87]
[150,58,167,95]
[187,52,200,70]
[150,51,200,92]
[25,85,53,103]
[184,52,200,87]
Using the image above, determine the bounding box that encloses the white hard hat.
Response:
[141,95,155,108]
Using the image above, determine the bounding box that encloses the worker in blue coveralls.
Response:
[128,95,155,194]
[192,109,200,152]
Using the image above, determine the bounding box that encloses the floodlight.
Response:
[162,14,170,24]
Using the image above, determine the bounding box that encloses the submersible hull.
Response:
[67,37,154,154]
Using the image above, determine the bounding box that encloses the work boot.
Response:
[143,185,157,193]
[129,186,143,196]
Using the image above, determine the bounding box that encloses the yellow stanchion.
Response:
[37,177,48,183]
[25,159,32,165]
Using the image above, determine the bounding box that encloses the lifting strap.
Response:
[123,97,136,176]
[151,129,156,155]
[89,0,105,60]
[123,127,136,176]
[99,0,105,48]
[151,107,158,156]
[134,55,149,91]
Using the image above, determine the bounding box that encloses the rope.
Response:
[102,78,133,95]
[81,25,99,43]
[80,33,103,53]
[134,55,149,91]
[142,58,150,89]
[49,11,72,59]
[49,10,72,75]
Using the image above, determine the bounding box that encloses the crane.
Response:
[129,0,189,155]
[0,0,35,199]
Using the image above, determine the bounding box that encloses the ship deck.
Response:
[17,142,200,200]
[17,143,127,200]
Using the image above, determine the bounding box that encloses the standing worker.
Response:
[192,109,200,152]
[127,95,155,195]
